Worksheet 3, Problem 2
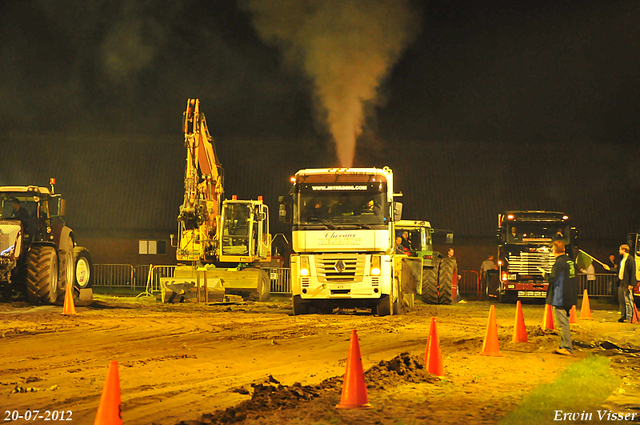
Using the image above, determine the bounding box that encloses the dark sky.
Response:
[1,0,639,241]
[2,1,638,143]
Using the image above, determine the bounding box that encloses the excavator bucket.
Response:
[160,265,269,303]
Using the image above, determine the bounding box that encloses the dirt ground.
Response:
[1,295,639,425]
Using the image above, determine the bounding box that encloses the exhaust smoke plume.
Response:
[244,0,420,167]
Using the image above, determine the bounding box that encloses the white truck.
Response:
[280,167,415,316]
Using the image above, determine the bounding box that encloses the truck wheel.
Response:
[292,295,309,315]
[376,295,391,316]
[485,270,499,299]
[498,290,517,303]
[26,246,60,305]
[438,258,454,305]
[73,247,93,289]
[58,236,75,292]
[421,264,439,304]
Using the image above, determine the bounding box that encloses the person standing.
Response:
[580,263,596,295]
[607,254,619,303]
[617,244,637,323]
[544,240,578,356]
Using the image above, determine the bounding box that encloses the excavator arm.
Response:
[178,99,224,261]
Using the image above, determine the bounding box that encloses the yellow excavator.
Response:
[161,99,271,302]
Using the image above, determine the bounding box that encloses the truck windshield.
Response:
[294,184,388,228]
[507,223,570,244]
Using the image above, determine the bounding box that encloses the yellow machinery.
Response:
[162,99,271,302]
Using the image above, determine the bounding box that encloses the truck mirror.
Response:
[58,198,66,217]
[446,232,454,244]
[394,202,403,221]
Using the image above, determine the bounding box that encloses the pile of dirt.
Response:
[178,353,437,424]
[364,352,440,390]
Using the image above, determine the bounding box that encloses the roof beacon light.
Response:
[232,195,237,200]
[562,215,569,220]
[258,196,263,201]
[507,214,515,220]
[49,177,56,194]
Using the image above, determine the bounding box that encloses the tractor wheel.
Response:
[58,236,75,293]
[421,263,439,304]
[292,295,309,315]
[73,247,93,289]
[26,246,60,305]
[438,258,454,305]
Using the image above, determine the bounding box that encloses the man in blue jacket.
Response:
[544,240,578,355]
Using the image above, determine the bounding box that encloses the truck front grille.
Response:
[507,252,554,275]
[315,254,365,284]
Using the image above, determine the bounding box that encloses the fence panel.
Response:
[578,273,616,297]
[459,270,481,297]
[93,264,135,288]
[265,267,291,294]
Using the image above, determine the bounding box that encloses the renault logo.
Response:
[334,260,346,273]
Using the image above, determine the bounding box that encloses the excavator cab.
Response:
[219,200,270,263]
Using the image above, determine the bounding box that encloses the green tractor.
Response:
[395,220,454,305]
[0,182,93,304]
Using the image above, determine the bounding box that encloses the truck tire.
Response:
[73,247,93,289]
[421,264,439,304]
[498,290,517,304]
[438,258,454,305]
[292,295,309,315]
[376,295,391,316]
[26,246,60,305]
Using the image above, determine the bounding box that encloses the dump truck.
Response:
[0,180,94,304]
[279,166,422,315]
[161,99,271,302]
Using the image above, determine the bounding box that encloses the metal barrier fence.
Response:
[458,270,481,297]
[578,273,617,297]
[460,271,617,299]
[93,264,135,288]
[94,266,614,299]
[264,267,291,294]
[93,264,292,295]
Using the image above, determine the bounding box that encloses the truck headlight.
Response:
[371,255,381,276]
[300,256,310,277]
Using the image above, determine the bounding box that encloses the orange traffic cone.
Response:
[94,361,122,425]
[569,305,578,324]
[480,305,503,356]
[424,318,445,377]
[541,304,555,331]
[512,301,528,343]
[580,289,593,320]
[62,284,76,316]
[632,304,639,325]
[336,330,371,410]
